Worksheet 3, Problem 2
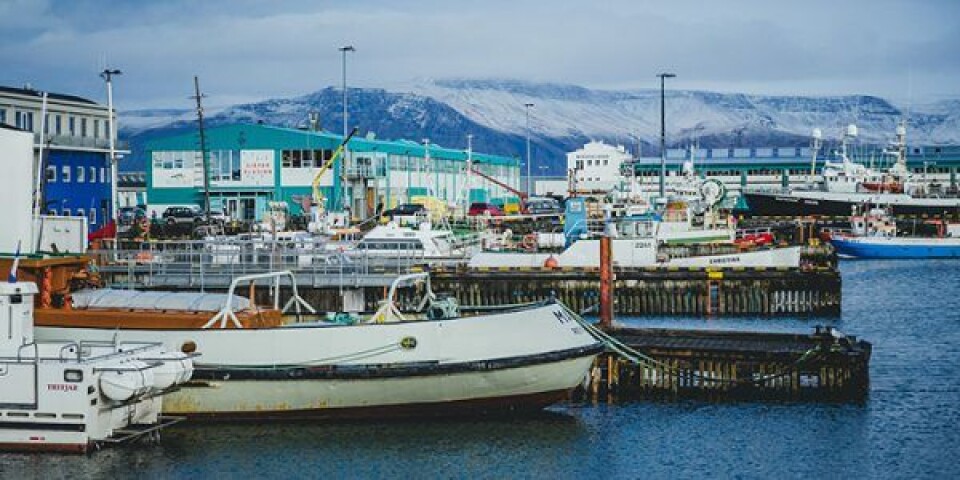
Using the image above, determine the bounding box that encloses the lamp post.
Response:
[339,45,355,213]
[100,68,121,239]
[524,102,534,194]
[656,72,676,198]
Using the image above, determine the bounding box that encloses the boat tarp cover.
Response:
[71,288,251,312]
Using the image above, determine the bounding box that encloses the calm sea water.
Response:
[3,260,959,479]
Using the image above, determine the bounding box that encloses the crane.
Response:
[309,127,358,233]
[468,165,528,200]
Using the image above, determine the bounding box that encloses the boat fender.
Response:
[544,255,559,268]
[151,352,195,390]
[100,361,153,402]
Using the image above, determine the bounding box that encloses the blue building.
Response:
[0,85,122,230]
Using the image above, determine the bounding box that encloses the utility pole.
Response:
[339,45,355,213]
[524,103,534,195]
[100,68,121,236]
[657,73,676,199]
[191,75,211,218]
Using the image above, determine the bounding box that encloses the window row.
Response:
[45,166,108,184]
[0,107,109,139]
[153,151,196,169]
[281,149,335,169]
[44,207,103,225]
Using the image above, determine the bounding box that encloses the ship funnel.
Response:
[846,124,858,138]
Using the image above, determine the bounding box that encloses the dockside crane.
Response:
[309,127,359,234]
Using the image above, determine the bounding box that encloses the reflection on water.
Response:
[2,260,956,478]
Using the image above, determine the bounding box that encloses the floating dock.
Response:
[584,325,870,402]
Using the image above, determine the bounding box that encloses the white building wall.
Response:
[567,141,633,192]
[0,128,38,253]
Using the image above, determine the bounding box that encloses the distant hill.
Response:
[119,79,960,174]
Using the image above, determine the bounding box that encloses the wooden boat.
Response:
[18,257,602,420]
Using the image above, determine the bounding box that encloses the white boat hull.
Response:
[35,302,602,419]
[163,355,595,419]
[469,240,801,268]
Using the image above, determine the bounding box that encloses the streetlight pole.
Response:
[524,102,534,195]
[339,45,355,213]
[100,68,121,241]
[657,73,676,199]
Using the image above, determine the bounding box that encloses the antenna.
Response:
[191,76,212,219]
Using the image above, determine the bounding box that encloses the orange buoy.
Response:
[543,255,559,268]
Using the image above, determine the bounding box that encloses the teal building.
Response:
[145,124,521,220]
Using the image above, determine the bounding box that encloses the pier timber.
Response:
[428,266,841,316]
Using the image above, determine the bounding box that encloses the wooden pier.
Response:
[427,266,841,316]
[583,325,871,402]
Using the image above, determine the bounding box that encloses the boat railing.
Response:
[368,272,433,323]
[204,271,316,329]
[89,237,450,290]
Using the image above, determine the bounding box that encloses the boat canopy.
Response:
[72,288,251,312]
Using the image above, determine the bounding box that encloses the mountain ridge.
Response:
[119,79,960,174]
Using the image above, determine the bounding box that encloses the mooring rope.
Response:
[562,303,824,386]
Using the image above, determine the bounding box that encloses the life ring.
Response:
[521,233,537,251]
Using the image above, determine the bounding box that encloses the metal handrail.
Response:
[202,271,316,329]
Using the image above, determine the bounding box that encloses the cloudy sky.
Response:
[1,0,958,109]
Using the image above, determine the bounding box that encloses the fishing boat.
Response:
[0,280,193,452]
[27,258,602,420]
[830,235,960,259]
[743,124,960,217]
[828,208,960,259]
[470,205,800,269]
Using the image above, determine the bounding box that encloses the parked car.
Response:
[468,202,504,216]
[162,205,204,226]
[523,197,562,215]
[381,203,426,219]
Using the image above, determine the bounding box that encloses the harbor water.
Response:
[2,260,958,478]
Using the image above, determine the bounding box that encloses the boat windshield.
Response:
[616,218,657,238]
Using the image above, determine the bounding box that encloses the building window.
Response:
[62,166,71,183]
[93,119,100,139]
[81,118,88,137]
[211,150,241,181]
[63,208,71,216]
[89,208,97,224]
[45,166,56,183]
[47,208,57,215]
[43,114,50,134]
[14,112,33,132]
[100,167,106,183]
[76,166,85,183]
[55,115,62,135]
[76,208,84,219]
[0,108,5,125]
[89,167,97,183]
[68,117,76,136]
[281,149,324,169]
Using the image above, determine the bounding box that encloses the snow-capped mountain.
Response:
[119,79,960,174]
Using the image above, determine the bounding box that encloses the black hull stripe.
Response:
[744,192,960,217]
[0,421,86,432]
[191,343,604,381]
